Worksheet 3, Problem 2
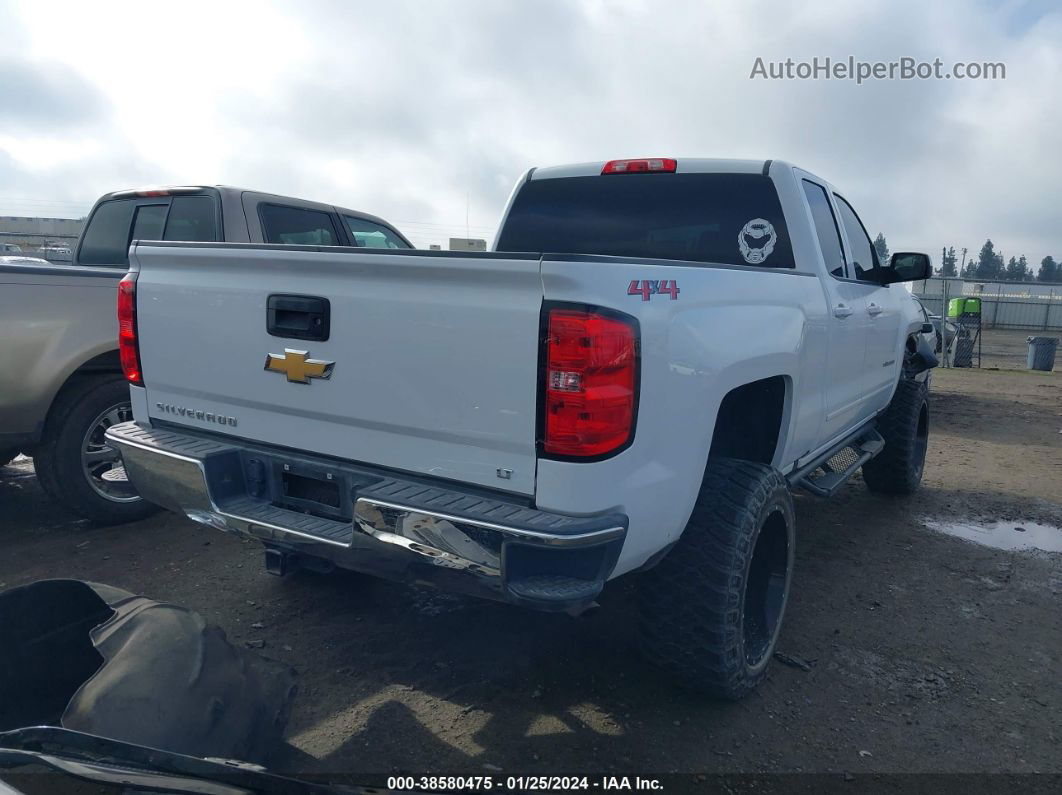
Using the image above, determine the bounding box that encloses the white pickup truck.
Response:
[106,158,936,698]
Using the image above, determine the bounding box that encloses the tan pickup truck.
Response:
[1,186,410,523]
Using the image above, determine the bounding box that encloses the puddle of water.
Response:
[923,518,1062,553]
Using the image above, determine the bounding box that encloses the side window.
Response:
[130,204,168,243]
[77,200,136,266]
[164,196,217,242]
[342,215,408,249]
[260,204,339,245]
[833,195,879,281]
[801,180,846,278]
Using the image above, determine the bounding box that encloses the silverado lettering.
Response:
[156,403,238,426]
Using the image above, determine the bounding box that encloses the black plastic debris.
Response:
[0,579,296,764]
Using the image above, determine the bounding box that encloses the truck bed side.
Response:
[0,261,122,444]
[535,254,828,573]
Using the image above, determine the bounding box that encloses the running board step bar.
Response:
[790,428,885,498]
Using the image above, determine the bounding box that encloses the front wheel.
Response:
[862,379,929,495]
[638,458,795,699]
[33,375,159,524]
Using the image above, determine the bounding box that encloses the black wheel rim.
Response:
[80,402,140,503]
[743,509,789,667]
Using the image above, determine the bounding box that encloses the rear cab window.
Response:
[131,204,168,243]
[260,204,340,245]
[77,200,138,266]
[496,172,794,268]
[77,192,219,267]
[164,196,217,242]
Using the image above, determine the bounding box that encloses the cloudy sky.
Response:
[0,0,1059,264]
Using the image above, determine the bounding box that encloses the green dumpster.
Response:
[947,298,966,317]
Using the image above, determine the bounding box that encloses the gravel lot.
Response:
[2,337,1059,777]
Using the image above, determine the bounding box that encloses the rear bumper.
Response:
[105,421,627,611]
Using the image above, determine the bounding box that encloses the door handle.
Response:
[833,303,854,318]
[867,302,883,316]
[267,294,331,341]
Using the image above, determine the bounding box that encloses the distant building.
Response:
[429,244,442,251]
[0,216,84,261]
[449,237,486,252]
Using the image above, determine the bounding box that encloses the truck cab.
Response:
[75,186,411,269]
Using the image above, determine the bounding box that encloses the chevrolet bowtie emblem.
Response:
[264,349,335,384]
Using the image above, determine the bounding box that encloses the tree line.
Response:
[872,233,1060,283]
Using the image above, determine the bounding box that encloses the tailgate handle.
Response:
[267,294,330,341]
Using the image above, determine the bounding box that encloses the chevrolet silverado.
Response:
[106,158,935,697]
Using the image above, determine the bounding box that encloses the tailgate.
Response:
[131,243,543,495]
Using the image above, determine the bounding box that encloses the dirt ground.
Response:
[1,331,1060,777]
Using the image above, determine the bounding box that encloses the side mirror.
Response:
[883,252,932,284]
[921,322,933,334]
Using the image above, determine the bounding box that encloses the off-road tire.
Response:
[862,378,929,495]
[638,458,795,700]
[934,330,943,354]
[33,375,158,524]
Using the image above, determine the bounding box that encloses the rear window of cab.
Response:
[77,195,219,266]
[496,172,793,269]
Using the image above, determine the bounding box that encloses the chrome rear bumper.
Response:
[106,422,627,610]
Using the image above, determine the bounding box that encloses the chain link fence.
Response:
[912,277,1062,331]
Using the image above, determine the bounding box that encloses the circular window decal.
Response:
[738,218,777,264]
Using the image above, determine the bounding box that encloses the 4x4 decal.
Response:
[628,279,680,301]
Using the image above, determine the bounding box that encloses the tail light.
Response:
[602,158,676,174]
[543,306,638,457]
[117,272,142,385]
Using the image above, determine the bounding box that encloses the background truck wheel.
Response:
[862,379,929,495]
[33,375,158,524]
[637,458,795,699]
